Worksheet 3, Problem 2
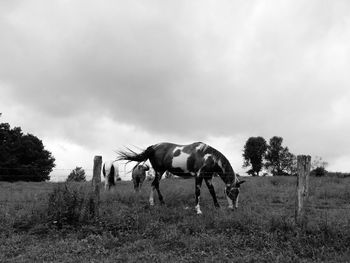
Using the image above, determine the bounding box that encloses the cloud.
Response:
[1,0,350,176]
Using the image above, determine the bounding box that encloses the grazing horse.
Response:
[132,164,150,192]
[102,160,120,190]
[117,142,245,214]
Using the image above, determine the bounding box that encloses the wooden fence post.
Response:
[295,155,311,224]
[92,155,102,217]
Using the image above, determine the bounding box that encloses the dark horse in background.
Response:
[132,164,150,192]
[117,142,245,214]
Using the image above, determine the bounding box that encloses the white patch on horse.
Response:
[172,148,190,172]
[235,194,239,208]
[226,194,234,209]
[206,178,212,186]
[217,159,223,170]
[196,143,207,152]
[195,197,202,214]
[103,160,119,190]
[203,153,212,161]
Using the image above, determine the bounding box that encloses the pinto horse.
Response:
[117,142,245,214]
[102,160,120,190]
[132,164,150,192]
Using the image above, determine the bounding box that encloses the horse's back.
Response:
[149,142,213,177]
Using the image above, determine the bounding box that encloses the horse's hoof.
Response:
[195,206,202,215]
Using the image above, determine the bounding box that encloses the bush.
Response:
[47,184,95,228]
[66,167,86,182]
[311,167,328,177]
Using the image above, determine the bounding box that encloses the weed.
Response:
[47,183,95,228]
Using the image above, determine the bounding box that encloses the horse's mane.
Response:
[205,145,237,183]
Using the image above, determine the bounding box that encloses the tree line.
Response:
[243,136,328,176]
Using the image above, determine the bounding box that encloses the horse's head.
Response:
[140,164,150,171]
[225,180,245,208]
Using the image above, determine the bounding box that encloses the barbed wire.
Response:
[0,198,348,210]
[0,169,125,174]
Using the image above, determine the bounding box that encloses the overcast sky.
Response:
[1,0,350,180]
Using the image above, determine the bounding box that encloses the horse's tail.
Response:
[117,146,153,164]
[108,164,115,186]
[102,163,106,177]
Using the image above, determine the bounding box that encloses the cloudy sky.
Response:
[1,0,350,180]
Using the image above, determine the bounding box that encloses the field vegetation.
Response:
[0,176,349,262]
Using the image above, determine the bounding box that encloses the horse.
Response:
[117,142,245,214]
[132,164,150,192]
[102,160,120,190]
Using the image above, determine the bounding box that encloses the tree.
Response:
[312,156,328,170]
[264,136,296,176]
[243,137,267,176]
[66,167,86,182]
[0,122,55,181]
[311,156,328,176]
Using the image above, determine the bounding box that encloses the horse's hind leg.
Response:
[205,178,220,208]
[155,176,165,204]
[150,172,164,205]
[104,177,108,190]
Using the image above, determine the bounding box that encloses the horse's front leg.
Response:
[139,175,145,191]
[195,176,203,214]
[149,183,155,205]
[204,178,220,208]
[224,185,234,210]
[104,176,108,190]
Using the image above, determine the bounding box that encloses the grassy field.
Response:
[0,176,349,262]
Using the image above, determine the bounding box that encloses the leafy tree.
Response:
[265,136,296,176]
[0,122,55,181]
[311,156,328,176]
[312,156,328,170]
[312,166,328,177]
[243,137,267,176]
[66,167,86,182]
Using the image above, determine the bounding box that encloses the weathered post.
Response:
[92,155,102,217]
[295,155,311,224]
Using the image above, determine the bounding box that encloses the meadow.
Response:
[0,176,349,262]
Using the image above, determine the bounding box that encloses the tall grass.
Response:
[0,176,349,262]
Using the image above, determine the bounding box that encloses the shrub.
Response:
[311,167,328,177]
[47,184,95,228]
[66,167,86,182]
